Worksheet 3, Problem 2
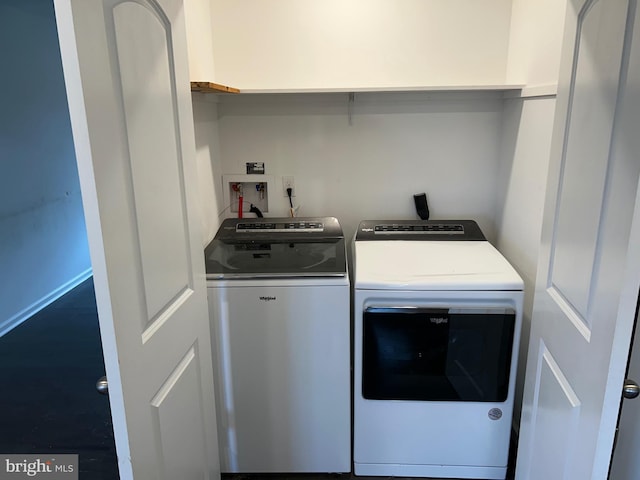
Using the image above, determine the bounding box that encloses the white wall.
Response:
[506,0,567,88]
[209,0,513,90]
[192,94,224,244]
[213,91,506,241]
[495,96,556,428]
[184,0,217,81]
[495,0,567,429]
[0,0,91,336]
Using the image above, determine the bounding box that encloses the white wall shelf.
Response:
[191,83,524,95]
[503,84,558,99]
[238,85,525,94]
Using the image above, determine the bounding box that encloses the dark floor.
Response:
[0,278,119,479]
[0,280,517,480]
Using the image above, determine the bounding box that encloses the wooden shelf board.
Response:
[191,81,240,94]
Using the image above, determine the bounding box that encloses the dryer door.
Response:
[362,306,516,402]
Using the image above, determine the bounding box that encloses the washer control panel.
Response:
[214,217,343,241]
[236,221,324,233]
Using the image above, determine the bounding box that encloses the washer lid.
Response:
[354,240,523,290]
[205,217,347,279]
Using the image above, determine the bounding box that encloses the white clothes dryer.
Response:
[205,217,350,473]
[353,220,523,480]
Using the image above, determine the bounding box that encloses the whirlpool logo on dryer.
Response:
[259,296,277,302]
[429,317,449,324]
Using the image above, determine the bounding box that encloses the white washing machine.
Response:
[353,220,523,480]
[205,217,350,473]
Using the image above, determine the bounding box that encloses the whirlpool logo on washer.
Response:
[259,296,277,302]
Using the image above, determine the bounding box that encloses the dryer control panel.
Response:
[356,219,486,241]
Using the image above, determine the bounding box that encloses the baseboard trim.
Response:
[0,268,93,338]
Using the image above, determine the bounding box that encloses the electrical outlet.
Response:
[283,176,295,197]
